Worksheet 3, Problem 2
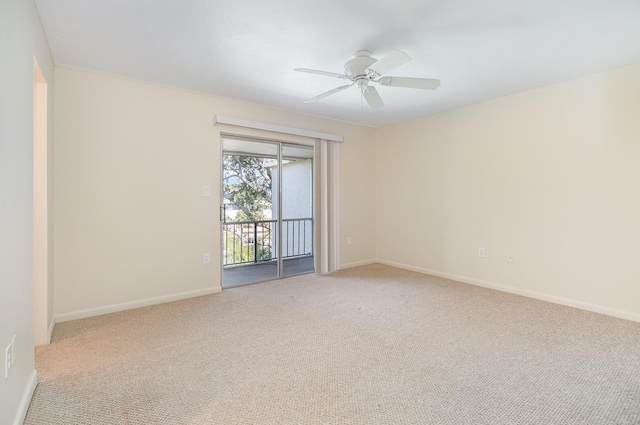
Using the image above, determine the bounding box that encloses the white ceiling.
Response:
[35,0,640,127]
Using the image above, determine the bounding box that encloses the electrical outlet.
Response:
[478,248,485,258]
[203,253,211,264]
[347,237,353,246]
[4,343,11,379]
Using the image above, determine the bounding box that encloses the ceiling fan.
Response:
[295,50,440,109]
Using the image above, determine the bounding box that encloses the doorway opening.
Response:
[221,136,315,288]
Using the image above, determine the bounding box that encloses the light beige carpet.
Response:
[26,264,640,424]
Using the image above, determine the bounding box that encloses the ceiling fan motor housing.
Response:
[344,50,377,79]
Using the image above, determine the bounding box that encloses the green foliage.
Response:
[222,154,275,265]
[233,211,257,223]
[223,155,272,220]
[223,225,273,265]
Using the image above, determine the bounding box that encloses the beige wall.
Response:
[0,0,54,423]
[53,67,376,319]
[52,45,640,331]
[376,62,640,320]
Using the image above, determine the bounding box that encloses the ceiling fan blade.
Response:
[304,84,354,103]
[365,50,411,76]
[295,68,348,79]
[378,76,441,90]
[362,86,384,109]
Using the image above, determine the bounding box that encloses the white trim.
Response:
[339,259,377,270]
[213,115,343,142]
[13,369,37,425]
[376,259,640,323]
[47,318,55,344]
[35,318,56,346]
[55,286,222,323]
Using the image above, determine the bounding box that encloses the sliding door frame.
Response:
[220,133,315,287]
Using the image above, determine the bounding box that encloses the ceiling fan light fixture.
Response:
[356,78,369,90]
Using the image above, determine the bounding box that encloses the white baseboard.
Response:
[47,318,55,344]
[55,286,222,323]
[13,369,37,425]
[339,259,377,270]
[376,259,640,323]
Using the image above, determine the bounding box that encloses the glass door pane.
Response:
[221,137,279,288]
[279,143,315,277]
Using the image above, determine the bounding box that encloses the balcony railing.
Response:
[223,218,313,267]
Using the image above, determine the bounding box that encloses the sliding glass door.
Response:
[221,136,314,288]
